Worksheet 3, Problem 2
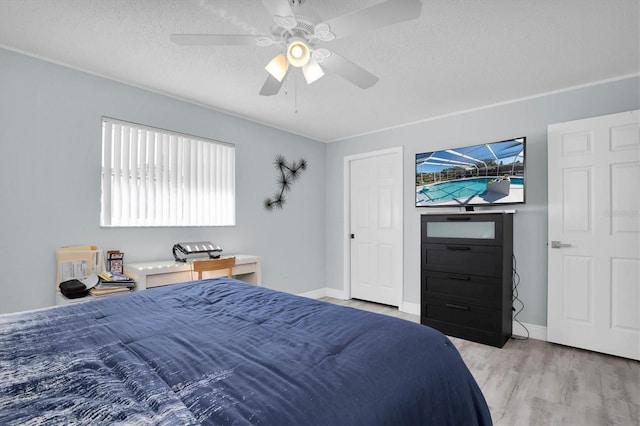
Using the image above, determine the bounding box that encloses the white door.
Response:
[547,110,640,360]
[347,148,403,306]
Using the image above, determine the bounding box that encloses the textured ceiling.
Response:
[0,0,638,142]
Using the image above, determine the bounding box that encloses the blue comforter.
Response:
[0,279,491,425]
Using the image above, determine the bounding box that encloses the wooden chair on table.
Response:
[192,257,236,280]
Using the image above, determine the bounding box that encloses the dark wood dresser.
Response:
[420,213,513,347]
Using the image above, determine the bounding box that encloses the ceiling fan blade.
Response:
[259,74,285,96]
[170,34,263,46]
[261,0,297,26]
[320,51,379,89]
[320,0,422,40]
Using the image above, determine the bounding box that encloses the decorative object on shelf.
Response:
[106,250,124,274]
[264,155,307,210]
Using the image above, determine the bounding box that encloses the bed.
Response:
[0,278,492,425]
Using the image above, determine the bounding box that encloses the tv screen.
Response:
[415,137,526,208]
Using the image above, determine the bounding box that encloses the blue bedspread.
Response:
[0,279,491,425]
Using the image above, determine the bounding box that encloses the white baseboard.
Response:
[297,288,328,299]
[325,288,348,300]
[513,321,547,341]
[400,301,420,316]
[297,287,348,300]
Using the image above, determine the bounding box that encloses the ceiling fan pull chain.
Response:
[294,72,298,114]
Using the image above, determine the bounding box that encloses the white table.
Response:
[124,254,262,290]
[56,254,262,305]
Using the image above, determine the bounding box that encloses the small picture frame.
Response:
[107,250,125,274]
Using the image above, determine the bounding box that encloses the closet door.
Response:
[348,149,402,307]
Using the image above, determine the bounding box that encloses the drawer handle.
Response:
[446,303,470,311]
[448,274,470,281]
[445,217,471,221]
[446,246,471,251]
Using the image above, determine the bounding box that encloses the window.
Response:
[101,117,235,227]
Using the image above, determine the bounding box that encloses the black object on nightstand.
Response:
[420,213,514,348]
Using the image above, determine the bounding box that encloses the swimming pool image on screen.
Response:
[415,137,525,207]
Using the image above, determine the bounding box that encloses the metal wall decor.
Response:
[264,155,307,210]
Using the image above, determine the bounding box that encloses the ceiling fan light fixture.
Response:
[265,54,289,82]
[286,38,310,67]
[302,60,324,84]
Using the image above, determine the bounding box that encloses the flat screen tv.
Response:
[415,137,526,208]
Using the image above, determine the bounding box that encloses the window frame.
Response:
[100,117,235,227]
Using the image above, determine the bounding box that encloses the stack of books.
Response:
[92,272,136,298]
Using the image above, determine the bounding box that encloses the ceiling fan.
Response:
[170,0,422,96]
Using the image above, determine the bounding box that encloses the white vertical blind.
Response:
[100,117,235,227]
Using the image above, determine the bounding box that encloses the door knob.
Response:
[551,240,572,249]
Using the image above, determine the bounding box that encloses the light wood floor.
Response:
[321,297,640,426]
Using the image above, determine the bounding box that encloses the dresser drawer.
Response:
[421,213,508,246]
[422,243,503,276]
[423,297,502,332]
[423,271,502,307]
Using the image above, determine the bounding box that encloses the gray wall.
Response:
[1,45,638,326]
[0,48,326,314]
[325,76,640,327]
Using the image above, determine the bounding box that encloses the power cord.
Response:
[511,253,529,340]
